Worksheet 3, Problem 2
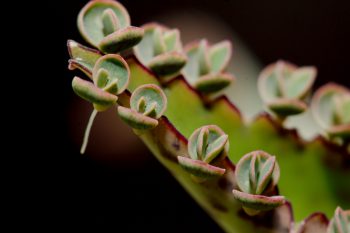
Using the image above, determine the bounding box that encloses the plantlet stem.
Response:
[80,109,98,154]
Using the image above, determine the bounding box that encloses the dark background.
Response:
[31,0,350,231]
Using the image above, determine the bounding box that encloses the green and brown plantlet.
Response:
[67,1,350,232]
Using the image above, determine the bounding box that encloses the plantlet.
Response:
[183,39,235,93]
[67,1,350,232]
[134,23,187,77]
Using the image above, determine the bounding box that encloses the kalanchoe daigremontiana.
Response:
[327,207,350,233]
[118,84,167,130]
[312,83,350,147]
[72,54,130,154]
[134,23,187,77]
[78,0,144,53]
[182,39,235,93]
[258,60,317,121]
[232,150,286,216]
[177,125,228,182]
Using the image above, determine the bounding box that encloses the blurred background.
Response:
[47,0,350,231]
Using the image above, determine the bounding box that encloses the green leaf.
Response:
[204,134,228,163]
[232,190,285,212]
[101,8,120,36]
[130,84,167,119]
[98,26,144,54]
[177,156,225,179]
[268,99,307,117]
[67,40,101,78]
[285,67,316,99]
[118,106,158,130]
[194,73,234,93]
[72,76,117,111]
[209,40,232,73]
[92,54,130,95]
[163,29,181,52]
[255,156,275,195]
[77,0,130,47]
[148,52,187,76]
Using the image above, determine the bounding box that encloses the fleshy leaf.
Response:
[187,125,229,162]
[268,99,307,117]
[312,83,350,140]
[92,54,130,95]
[118,106,159,130]
[235,151,280,195]
[297,213,329,233]
[148,52,187,76]
[194,73,234,93]
[153,27,166,56]
[177,156,225,179]
[209,40,232,73]
[163,29,181,52]
[255,156,276,195]
[232,190,285,214]
[78,0,130,47]
[101,8,120,36]
[72,76,117,111]
[258,61,296,102]
[129,84,167,119]
[198,40,211,76]
[285,67,316,99]
[204,134,229,163]
[67,40,101,78]
[327,207,350,233]
[98,26,144,54]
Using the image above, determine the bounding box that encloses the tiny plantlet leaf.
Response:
[118,106,159,130]
[285,67,316,99]
[258,61,316,118]
[67,40,101,78]
[256,156,276,195]
[268,99,307,117]
[209,40,232,73]
[235,151,280,195]
[232,190,285,215]
[296,213,329,233]
[198,40,211,76]
[204,134,229,164]
[327,207,350,233]
[194,73,234,93]
[78,0,131,47]
[130,84,167,119]
[196,127,209,160]
[118,84,167,130]
[148,52,187,76]
[312,83,350,142]
[177,156,226,179]
[98,26,144,54]
[102,8,120,36]
[134,24,186,77]
[72,76,118,111]
[163,29,181,52]
[92,54,130,95]
[187,125,229,162]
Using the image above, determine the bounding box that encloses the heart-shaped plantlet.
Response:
[258,60,317,120]
[118,84,167,130]
[232,150,285,216]
[182,39,235,94]
[134,23,187,77]
[312,83,350,145]
[327,207,350,233]
[177,125,228,182]
[72,54,130,154]
[78,0,144,53]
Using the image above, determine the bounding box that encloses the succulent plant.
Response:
[134,23,187,77]
[258,60,317,121]
[66,1,350,232]
[183,39,235,94]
